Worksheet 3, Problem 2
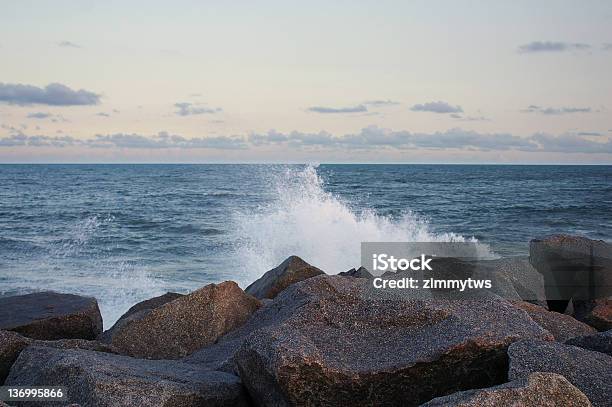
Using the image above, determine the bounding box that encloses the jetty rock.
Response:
[99,281,261,359]
[5,346,248,407]
[420,372,592,407]
[512,301,596,342]
[245,255,325,299]
[565,329,612,355]
[0,292,102,341]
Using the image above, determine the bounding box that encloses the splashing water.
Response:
[232,165,489,284]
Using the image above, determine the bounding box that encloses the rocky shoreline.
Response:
[1,234,610,406]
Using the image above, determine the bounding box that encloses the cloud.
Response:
[96,112,111,117]
[577,132,602,137]
[58,41,81,48]
[411,101,463,114]
[518,41,591,53]
[0,83,100,106]
[363,100,400,107]
[174,102,222,116]
[307,105,368,114]
[602,43,612,51]
[522,105,591,115]
[2,127,611,154]
[26,112,52,119]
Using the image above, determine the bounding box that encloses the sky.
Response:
[0,0,611,163]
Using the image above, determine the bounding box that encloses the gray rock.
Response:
[478,257,548,307]
[0,292,103,340]
[230,275,551,406]
[513,301,597,342]
[245,255,324,299]
[6,346,248,407]
[420,372,592,406]
[565,329,612,356]
[0,329,117,385]
[99,281,261,359]
[509,339,612,407]
[338,266,373,279]
[529,235,612,316]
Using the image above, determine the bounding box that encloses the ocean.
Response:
[1,164,610,327]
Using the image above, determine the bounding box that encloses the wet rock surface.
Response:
[420,372,592,407]
[99,281,261,359]
[245,255,324,299]
[5,346,248,407]
[508,339,612,407]
[231,275,551,406]
[0,292,103,340]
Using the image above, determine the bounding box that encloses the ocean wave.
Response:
[232,164,489,286]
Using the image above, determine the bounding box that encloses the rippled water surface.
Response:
[1,164,610,326]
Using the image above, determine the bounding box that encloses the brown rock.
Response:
[245,255,324,299]
[581,298,612,331]
[1,329,117,385]
[513,301,597,342]
[6,346,248,407]
[0,292,103,340]
[509,339,612,407]
[100,281,261,359]
[230,275,551,406]
[420,372,592,406]
[116,292,184,323]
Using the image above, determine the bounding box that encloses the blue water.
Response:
[1,164,610,326]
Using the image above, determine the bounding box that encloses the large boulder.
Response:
[245,255,324,299]
[477,257,548,307]
[579,298,612,331]
[115,292,184,323]
[565,329,612,356]
[204,275,551,406]
[99,281,261,359]
[6,346,248,407]
[509,339,612,407]
[513,301,596,342]
[0,330,117,385]
[420,372,591,406]
[529,235,612,314]
[0,292,103,340]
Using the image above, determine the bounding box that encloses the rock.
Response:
[565,330,612,356]
[0,292,103,340]
[6,346,248,407]
[100,281,261,359]
[580,298,612,331]
[245,255,325,299]
[226,275,551,406]
[508,339,612,406]
[420,372,592,406]
[529,235,612,314]
[116,292,184,322]
[339,266,373,278]
[1,329,117,385]
[478,257,548,307]
[513,301,597,342]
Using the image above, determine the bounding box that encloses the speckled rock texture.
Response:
[0,330,117,385]
[115,292,184,323]
[223,275,552,406]
[420,372,592,406]
[0,292,102,340]
[580,299,612,331]
[509,339,612,406]
[513,301,597,341]
[565,329,612,355]
[99,281,261,359]
[245,255,324,299]
[5,346,248,407]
